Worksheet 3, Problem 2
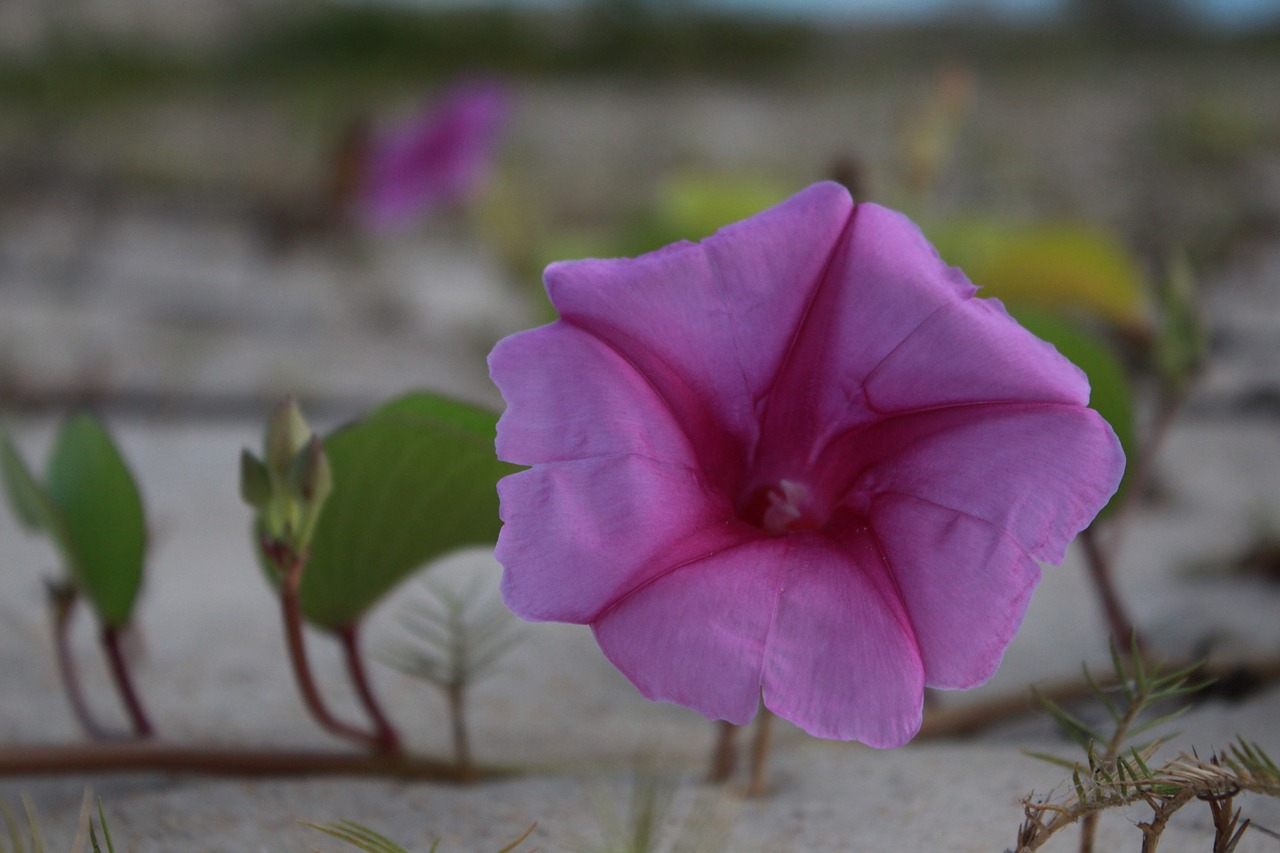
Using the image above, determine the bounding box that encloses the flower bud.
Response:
[264,397,312,483]
[239,449,272,509]
[288,436,333,508]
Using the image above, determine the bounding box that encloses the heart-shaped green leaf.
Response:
[1012,311,1135,517]
[297,392,517,630]
[42,415,147,627]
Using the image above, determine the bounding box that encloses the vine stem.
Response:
[335,624,401,755]
[273,543,381,751]
[101,626,154,738]
[707,721,737,783]
[49,591,111,741]
[1080,527,1144,652]
[746,708,774,798]
[0,744,503,780]
[446,684,474,780]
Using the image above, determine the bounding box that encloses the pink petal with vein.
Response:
[848,404,1124,562]
[870,493,1041,689]
[543,182,852,483]
[762,532,924,746]
[497,456,741,624]
[490,322,694,467]
[593,539,785,725]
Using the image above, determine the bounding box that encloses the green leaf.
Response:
[43,414,147,628]
[296,392,518,629]
[929,218,1149,330]
[1023,750,1085,771]
[239,450,272,510]
[0,432,59,534]
[1032,685,1102,750]
[1011,312,1135,516]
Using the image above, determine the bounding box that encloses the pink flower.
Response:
[356,79,510,229]
[488,182,1124,746]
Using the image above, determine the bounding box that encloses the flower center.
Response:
[742,479,822,536]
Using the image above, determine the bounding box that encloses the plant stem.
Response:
[49,591,111,741]
[446,683,474,780]
[336,624,401,755]
[707,721,737,783]
[746,708,774,798]
[275,545,381,750]
[0,744,507,780]
[1080,527,1144,652]
[100,626,154,738]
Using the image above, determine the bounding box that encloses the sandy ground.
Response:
[2,74,1280,850]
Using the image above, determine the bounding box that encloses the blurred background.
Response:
[1,0,1278,420]
[2,3,1280,847]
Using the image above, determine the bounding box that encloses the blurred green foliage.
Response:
[1,415,147,628]
[0,2,812,116]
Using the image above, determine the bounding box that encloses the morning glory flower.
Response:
[356,79,509,230]
[488,182,1124,747]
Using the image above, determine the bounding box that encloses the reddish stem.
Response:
[746,708,774,798]
[707,720,738,783]
[274,544,381,750]
[50,592,111,741]
[1080,526,1144,651]
[335,624,401,755]
[101,626,154,738]
[0,743,499,780]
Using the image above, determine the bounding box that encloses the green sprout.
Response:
[380,575,521,777]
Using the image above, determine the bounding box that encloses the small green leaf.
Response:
[239,450,272,509]
[1023,750,1084,771]
[1,432,59,534]
[44,414,147,628]
[1032,685,1102,750]
[295,392,518,629]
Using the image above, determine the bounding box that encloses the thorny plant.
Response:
[379,575,522,778]
[1015,642,1280,852]
[1,790,114,853]
[305,818,537,853]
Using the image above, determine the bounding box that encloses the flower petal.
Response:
[862,295,1089,413]
[497,455,741,624]
[761,531,923,746]
[490,322,695,467]
[869,493,1041,690]
[359,79,509,228]
[592,540,785,725]
[846,403,1124,563]
[752,203,978,480]
[542,182,853,483]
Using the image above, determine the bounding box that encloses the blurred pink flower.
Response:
[488,182,1124,746]
[356,79,509,229]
